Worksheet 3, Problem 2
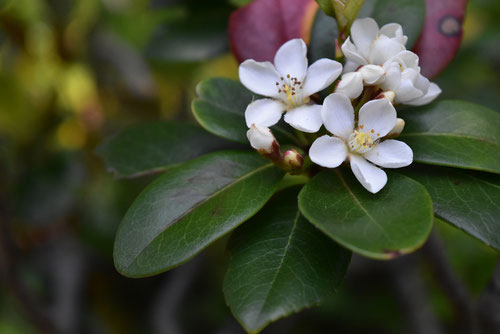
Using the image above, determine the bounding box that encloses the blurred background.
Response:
[0,0,499,333]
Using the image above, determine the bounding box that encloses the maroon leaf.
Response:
[413,0,468,79]
[229,0,317,63]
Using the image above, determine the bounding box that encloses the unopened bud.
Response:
[247,124,276,153]
[359,65,385,85]
[284,149,304,170]
[387,118,405,138]
[376,90,395,103]
[335,72,363,99]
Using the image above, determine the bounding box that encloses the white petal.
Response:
[394,78,424,103]
[335,72,363,99]
[341,38,368,66]
[302,59,342,96]
[246,124,275,152]
[364,140,413,168]
[309,135,348,168]
[380,23,407,45]
[397,51,419,70]
[351,18,379,57]
[350,154,387,194]
[368,36,406,65]
[359,65,385,85]
[283,104,323,133]
[239,60,281,98]
[358,99,396,138]
[413,74,430,94]
[274,39,308,82]
[405,82,442,106]
[343,59,360,73]
[245,98,285,128]
[381,62,401,91]
[321,93,355,140]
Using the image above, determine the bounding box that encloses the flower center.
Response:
[348,128,377,154]
[276,74,308,109]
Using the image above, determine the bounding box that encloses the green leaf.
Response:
[224,187,350,333]
[192,78,297,145]
[298,169,433,259]
[403,166,500,251]
[114,150,284,277]
[96,121,237,178]
[309,9,338,62]
[333,0,365,32]
[359,0,426,48]
[315,0,335,17]
[399,100,500,174]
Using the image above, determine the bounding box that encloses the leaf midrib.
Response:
[124,161,277,270]
[253,209,301,326]
[334,169,393,242]
[400,132,500,146]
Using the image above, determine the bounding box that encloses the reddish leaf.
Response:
[413,0,468,79]
[229,0,317,63]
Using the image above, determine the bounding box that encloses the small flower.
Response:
[246,124,276,153]
[380,51,442,105]
[335,65,385,99]
[239,39,343,133]
[309,93,413,193]
[342,18,408,69]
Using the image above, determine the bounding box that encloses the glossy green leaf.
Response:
[96,121,237,178]
[399,100,500,174]
[114,150,284,277]
[298,169,433,259]
[224,187,350,333]
[309,9,338,62]
[403,166,500,251]
[192,78,297,145]
[359,0,426,48]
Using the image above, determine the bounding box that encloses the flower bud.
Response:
[376,90,396,103]
[284,149,304,170]
[335,72,363,99]
[359,65,385,85]
[387,118,405,138]
[247,124,277,153]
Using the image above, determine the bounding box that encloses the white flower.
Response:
[309,93,413,193]
[380,51,442,105]
[239,39,343,133]
[246,124,276,153]
[342,18,407,68]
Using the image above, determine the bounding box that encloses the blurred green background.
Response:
[0,0,498,333]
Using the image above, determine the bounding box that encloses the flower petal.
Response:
[274,39,308,81]
[335,72,363,99]
[341,37,368,66]
[283,104,322,133]
[358,98,396,138]
[349,154,387,194]
[351,18,379,57]
[364,140,413,168]
[380,23,407,45]
[405,82,442,106]
[359,65,385,85]
[309,135,348,168]
[239,60,281,98]
[369,36,406,65]
[245,98,285,128]
[394,78,424,103]
[321,93,355,140]
[302,59,342,96]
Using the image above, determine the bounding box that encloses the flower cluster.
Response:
[240,18,441,193]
